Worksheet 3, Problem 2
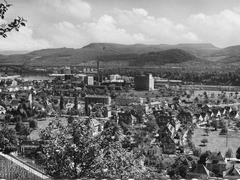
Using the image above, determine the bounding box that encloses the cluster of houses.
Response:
[1,71,240,179]
[188,152,240,179]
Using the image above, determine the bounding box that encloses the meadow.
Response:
[192,127,240,156]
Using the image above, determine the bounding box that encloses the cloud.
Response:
[4,3,240,51]
[187,9,240,47]
[32,21,90,48]
[32,15,149,48]
[132,8,148,16]
[0,26,50,51]
[34,0,92,20]
[84,15,148,44]
[181,32,199,41]
[117,8,200,44]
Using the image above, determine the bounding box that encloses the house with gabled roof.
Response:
[155,114,174,127]
[176,110,192,125]
[229,110,238,119]
[200,112,209,121]
[118,111,135,126]
[219,107,225,115]
[157,125,172,141]
[206,152,227,177]
[162,134,176,154]
[20,140,40,157]
[187,164,210,179]
[223,164,240,179]
[211,108,221,118]
[201,104,211,112]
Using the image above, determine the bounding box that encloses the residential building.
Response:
[162,134,176,154]
[85,95,111,115]
[20,140,40,157]
[206,152,227,177]
[223,164,240,179]
[187,164,210,179]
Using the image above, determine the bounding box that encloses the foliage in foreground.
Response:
[0,0,26,38]
[39,118,159,179]
[0,126,18,154]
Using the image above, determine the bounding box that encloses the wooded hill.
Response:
[0,43,239,67]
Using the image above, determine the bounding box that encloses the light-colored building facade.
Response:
[134,73,154,91]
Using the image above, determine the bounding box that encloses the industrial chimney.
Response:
[97,61,100,85]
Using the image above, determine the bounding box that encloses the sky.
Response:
[1,0,240,51]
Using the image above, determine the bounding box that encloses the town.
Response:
[0,64,240,179]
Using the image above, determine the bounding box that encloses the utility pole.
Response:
[226,129,228,147]
[97,61,100,85]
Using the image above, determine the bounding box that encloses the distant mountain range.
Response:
[0,43,240,67]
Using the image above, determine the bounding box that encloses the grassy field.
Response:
[192,127,240,156]
[120,89,239,101]
[29,117,68,140]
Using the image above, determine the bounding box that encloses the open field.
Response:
[192,127,240,156]
[0,117,68,140]
[28,117,68,140]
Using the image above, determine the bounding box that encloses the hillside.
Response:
[82,42,220,57]
[96,49,201,67]
[205,45,240,63]
[0,42,226,67]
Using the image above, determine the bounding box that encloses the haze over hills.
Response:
[0,51,30,55]
[0,42,239,66]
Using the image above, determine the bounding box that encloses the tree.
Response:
[29,119,38,129]
[211,120,218,131]
[0,0,26,38]
[198,151,211,165]
[201,138,208,146]
[236,147,240,159]
[19,124,31,140]
[204,128,209,136]
[219,119,226,129]
[225,148,233,160]
[167,154,196,179]
[192,147,201,157]
[68,115,74,124]
[14,114,22,123]
[4,113,11,124]
[15,121,23,133]
[0,127,18,154]
[194,97,199,103]
[60,95,64,110]
[186,94,191,99]
[74,94,78,110]
[40,118,148,179]
[144,117,159,133]
[219,126,228,135]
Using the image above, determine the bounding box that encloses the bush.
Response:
[3,145,18,154]
[193,148,201,157]
[201,138,208,146]
[15,121,23,133]
[236,147,240,159]
[225,148,233,159]
[29,120,38,129]
[68,116,74,124]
